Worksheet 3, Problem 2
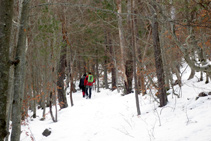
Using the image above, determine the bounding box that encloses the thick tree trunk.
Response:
[116,0,128,94]
[124,0,133,94]
[0,0,14,139]
[57,21,68,109]
[151,0,167,107]
[11,0,30,140]
[6,3,20,138]
[57,43,68,109]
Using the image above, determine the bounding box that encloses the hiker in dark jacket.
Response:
[79,73,87,98]
[84,72,95,99]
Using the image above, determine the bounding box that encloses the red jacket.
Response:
[84,75,95,86]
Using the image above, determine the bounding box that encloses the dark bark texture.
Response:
[151,1,167,107]
[0,0,14,139]
[57,43,68,109]
[125,60,133,94]
[109,35,116,91]
[57,22,68,109]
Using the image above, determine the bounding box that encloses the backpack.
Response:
[79,77,85,88]
[88,75,94,83]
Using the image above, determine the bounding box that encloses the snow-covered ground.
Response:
[18,66,211,141]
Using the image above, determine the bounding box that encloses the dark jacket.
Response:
[79,76,86,89]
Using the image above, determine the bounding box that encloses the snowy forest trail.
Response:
[21,78,211,141]
[24,89,149,141]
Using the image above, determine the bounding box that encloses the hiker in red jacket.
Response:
[84,72,95,99]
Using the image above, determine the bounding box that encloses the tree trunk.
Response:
[96,49,100,92]
[0,0,15,139]
[69,65,74,107]
[205,73,209,84]
[151,0,167,107]
[160,23,171,90]
[188,68,195,80]
[125,60,133,94]
[57,43,68,109]
[49,92,57,122]
[124,0,133,94]
[103,60,108,89]
[131,0,141,115]
[50,43,57,121]
[109,33,117,91]
[57,21,68,109]
[32,77,37,118]
[11,0,30,140]
[137,21,150,95]
[41,55,48,119]
[116,0,128,94]
[104,30,109,89]
[171,63,182,87]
